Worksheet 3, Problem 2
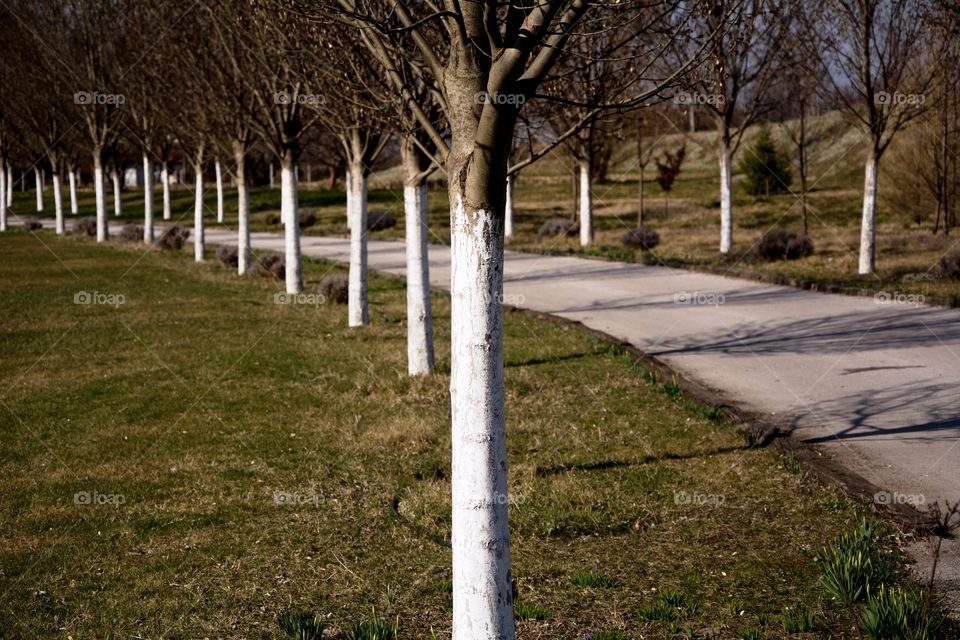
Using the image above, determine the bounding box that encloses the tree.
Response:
[738,127,791,197]
[656,145,685,216]
[313,2,705,637]
[678,0,783,254]
[818,0,941,273]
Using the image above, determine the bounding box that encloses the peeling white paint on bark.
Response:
[859,152,879,274]
[68,170,78,215]
[345,169,352,231]
[94,159,107,242]
[5,166,11,207]
[161,164,171,221]
[579,160,592,247]
[215,159,225,223]
[719,140,733,254]
[504,175,514,238]
[404,183,435,375]
[347,168,369,327]
[143,154,154,243]
[236,148,250,276]
[280,158,303,294]
[52,173,63,235]
[0,161,7,231]
[449,192,515,640]
[194,164,204,261]
[111,169,122,217]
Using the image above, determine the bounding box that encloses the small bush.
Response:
[73,217,97,236]
[859,584,943,640]
[250,252,285,280]
[156,225,190,250]
[739,126,792,196]
[117,224,144,242]
[298,210,317,228]
[318,275,348,304]
[938,249,960,280]
[621,227,660,251]
[216,245,239,268]
[278,610,326,640]
[756,228,813,261]
[367,211,396,232]
[21,218,43,231]
[537,217,579,238]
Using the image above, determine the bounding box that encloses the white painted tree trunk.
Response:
[5,166,11,207]
[578,159,592,246]
[0,161,6,231]
[94,155,108,242]
[403,151,435,375]
[719,139,733,254]
[859,150,879,274]
[35,168,44,212]
[505,175,514,238]
[143,154,154,243]
[345,169,353,230]
[111,169,122,217]
[52,172,64,235]
[235,145,250,275]
[161,164,171,220]
[194,163,204,261]
[68,170,78,215]
[269,163,274,189]
[280,154,303,293]
[347,167,369,327]
[215,159,224,223]
[449,192,514,640]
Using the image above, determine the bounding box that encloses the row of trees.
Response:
[1,2,958,638]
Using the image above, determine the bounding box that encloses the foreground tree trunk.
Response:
[94,151,108,241]
[215,158,225,223]
[5,165,11,208]
[859,149,880,274]
[193,159,205,261]
[718,137,733,254]
[234,141,251,275]
[35,168,43,212]
[578,158,592,246]
[52,170,63,235]
[401,139,435,376]
[143,154,154,243]
[280,150,303,293]
[347,162,369,327]
[161,163,171,221]
[345,168,353,230]
[111,168,122,217]
[68,168,78,215]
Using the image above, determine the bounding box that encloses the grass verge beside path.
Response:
[0,228,949,639]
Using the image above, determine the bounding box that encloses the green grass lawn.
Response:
[2,228,948,639]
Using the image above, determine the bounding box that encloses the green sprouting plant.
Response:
[590,631,632,640]
[641,369,660,385]
[339,615,398,640]
[571,568,614,588]
[663,374,683,401]
[638,602,677,621]
[781,605,817,633]
[820,519,890,606]
[724,598,747,617]
[734,626,765,640]
[278,610,326,640]
[657,589,697,614]
[514,601,550,621]
[781,454,805,478]
[859,584,943,640]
